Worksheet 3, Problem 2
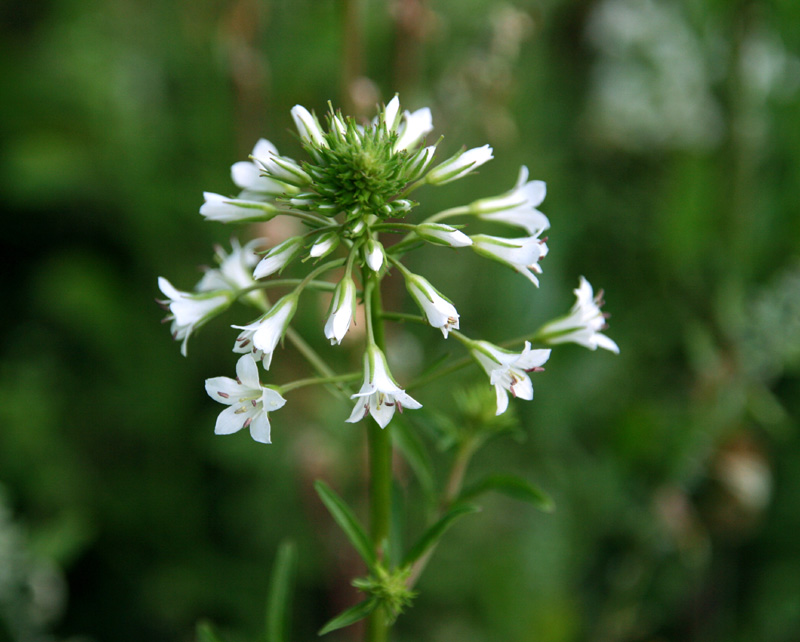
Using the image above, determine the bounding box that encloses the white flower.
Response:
[205,354,286,444]
[196,238,263,293]
[200,192,279,223]
[471,341,551,415]
[231,139,293,198]
[426,145,494,185]
[364,239,385,272]
[470,167,551,235]
[309,230,340,259]
[291,105,328,149]
[382,95,401,131]
[324,276,357,345]
[346,346,422,428]
[393,107,434,152]
[253,237,306,279]
[415,223,473,248]
[471,234,548,286]
[232,294,298,369]
[404,273,459,338]
[538,276,619,353]
[253,153,312,187]
[158,277,232,356]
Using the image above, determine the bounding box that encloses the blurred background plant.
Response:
[1,0,799,641]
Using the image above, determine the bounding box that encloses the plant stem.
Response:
[365,272,391,642]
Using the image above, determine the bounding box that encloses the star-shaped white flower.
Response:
[158,277,232,356]
[538,276,619,353]
[470,166,551,235]
[471,341,551,415]
[205,354,286,444]
[346,346,422,428]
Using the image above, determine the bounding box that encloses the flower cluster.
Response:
[158,96,618,442]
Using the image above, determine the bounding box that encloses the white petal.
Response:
[594,333,620,354]
[205,376,243,405]
[494,385,509,415]
[215,405,247,435]
[370,395,396,428]
[248,412,272,444]
[235,354,261,389]
[346,397,370,423]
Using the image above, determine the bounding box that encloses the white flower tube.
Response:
[471,234,548,286]
[309,230,340,259]
[393,107,434,152]
[205,355,286,443]
[324,276,357,345]
[425,145,494,185]
[199,192,279,223]
[404,272,460,338]
[346,346,422,428]
[291,105,328,149]
[253,237,306,279]
[538,276,619,353]
[364,239,385,272]
[471,341,551,415]
[415,223,473,248]
[233,294,298,370]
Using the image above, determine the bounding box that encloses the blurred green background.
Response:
[2,0,800,640]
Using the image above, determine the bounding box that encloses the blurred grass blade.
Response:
[392,417,437,501]
[314,480,377,570]
[459,474,554,512]
[197,620,226,642]
[401,504,480,567]
[265,540,297,642]
[318,597,379,636]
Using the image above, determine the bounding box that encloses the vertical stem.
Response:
[365,272,391,642]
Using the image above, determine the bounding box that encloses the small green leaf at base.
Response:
[314,480,377,570]
[459,474,555,512]
[402,504,480,567]
[318,597,379,636]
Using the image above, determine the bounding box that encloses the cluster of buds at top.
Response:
[158,95,618,443]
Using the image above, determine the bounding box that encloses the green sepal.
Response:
[314,480,377,570]
[318,597,380,636]
[401,503,480,567]
[458,474,554,512]
[264,540,297,642]
[196,620,227,642]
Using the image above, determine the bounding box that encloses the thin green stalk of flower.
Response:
[235,279,337,301]
[380,311,427,325]
[406,437,479,589]
[391,205,472,249]
[279,209,332,227]
[279,371,362,394]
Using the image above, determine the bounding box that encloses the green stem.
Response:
[279,371,361,394]
[365,271,392,642]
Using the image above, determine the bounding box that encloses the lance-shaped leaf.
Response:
[197,621,227,642]
[314,480,377,570]
[458,474,554,512]
[318,597,379,636]
[265,541,297,642]
[402,503,480,567]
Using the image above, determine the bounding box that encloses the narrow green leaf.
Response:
[392,418,437,501]
[402,504,480,567]
[196,620,226,642]
[265,540,297,642]
[314,480,377,569]
[318,598,379,636]
[459,474,555,512]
